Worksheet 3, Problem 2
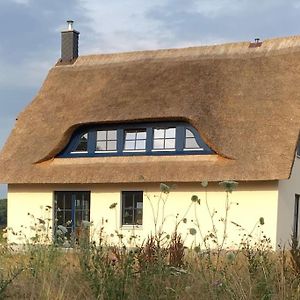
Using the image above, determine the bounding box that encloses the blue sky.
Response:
[0,0,300,197]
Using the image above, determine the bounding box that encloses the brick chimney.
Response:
[60,20,79,63]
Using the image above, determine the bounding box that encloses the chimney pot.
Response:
[67,20,74,31]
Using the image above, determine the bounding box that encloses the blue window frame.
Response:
[58,121,214,157]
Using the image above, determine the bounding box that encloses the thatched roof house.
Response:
[1,35,300,184]
[2,22,300,249]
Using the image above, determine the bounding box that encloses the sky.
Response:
[0,0,300,197]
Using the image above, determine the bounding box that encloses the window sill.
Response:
[121,225,143,230]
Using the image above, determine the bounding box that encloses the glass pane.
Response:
[153,139,164,149]
[136,140,146,150]
[185,138,200,149]
[165,128,176,138]
[154,129,164,138]
[75,133,88,151]
[124,140,135,150]
[97,131,106,140]
[125,132,136,140]
[136,131,146,140]
[107,130,117,140]
[64,210,72,225]
[64,193,72,209]
[186,129,194,138]
[165,139,176,149]
[123,209,133,225]
[75,211,83,227]
[107,141,117,151]
[96,141,107,151]
[135,209,143,225]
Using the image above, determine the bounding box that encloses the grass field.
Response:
[1,234,300,300]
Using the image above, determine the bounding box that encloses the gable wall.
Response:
[278,156,300,247]
[7,181,278,248]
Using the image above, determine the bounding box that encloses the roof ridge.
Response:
[67,35,300,67]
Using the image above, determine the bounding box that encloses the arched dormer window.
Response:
[58,122,214,157]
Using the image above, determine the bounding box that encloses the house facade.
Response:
[1,22,300,249]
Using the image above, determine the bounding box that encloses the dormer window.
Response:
[59,121,213,157]
[96,130,117,152]
[153,128,176,151]
[124,129,147,152]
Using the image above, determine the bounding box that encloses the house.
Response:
[1,21,300,249]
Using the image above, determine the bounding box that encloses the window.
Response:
[122,191,143,225]
[54,191,90,241]
[96,130,117,152]
[153,127,176,150]
[185,129,202,150]
[294,195,300,240]
[124,129,147,151]
[59,121,214,157]
[73,133,88,152]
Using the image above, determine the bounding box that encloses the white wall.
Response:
[278,156,300,248]
[7,181,279,249]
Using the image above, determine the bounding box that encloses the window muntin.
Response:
[153,127,176,150]
[184,129,202,150]
[122,191,143,226]
[96,130,117,152]
[124,129,147,151]
[73,133,88,152]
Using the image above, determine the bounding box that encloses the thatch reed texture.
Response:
[0,36,300,184]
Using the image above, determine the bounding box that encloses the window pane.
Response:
[97,131,106,140]
[165,139,176,149]
[107,141,117,151]
[153,139,164,149]
[75,133,88,151]
[125,132,136,140]
[185,138,200,149]
[186,129,194,138]
[165,128,176,138]
[96,141,107,151]
[107,130,117,140]
[136,140,146,150]
[124,140,135,150]
[154,129,164,138]
[136,131,147,140]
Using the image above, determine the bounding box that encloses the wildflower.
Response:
[2,233,7,239]
[259,217,265,225]
[226,252,235,262]
[57,225,68,234]
[189,228,197,235]
[160,183,171,194]
[201,181,208,188]
[109,202,117,209]
[183,218,187,224]
[219,180,239,193]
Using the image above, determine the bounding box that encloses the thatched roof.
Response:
[1,36,300,184]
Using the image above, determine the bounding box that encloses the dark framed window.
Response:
[58,121,214,157]
[121,191,143,225]
[54,191,90,241]
[153,127,176,150]
[124,129,147,151]
[96,130,117,152]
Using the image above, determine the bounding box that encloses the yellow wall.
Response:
[7,181,279,249]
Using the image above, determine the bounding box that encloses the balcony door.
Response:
[54,191,90,242]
